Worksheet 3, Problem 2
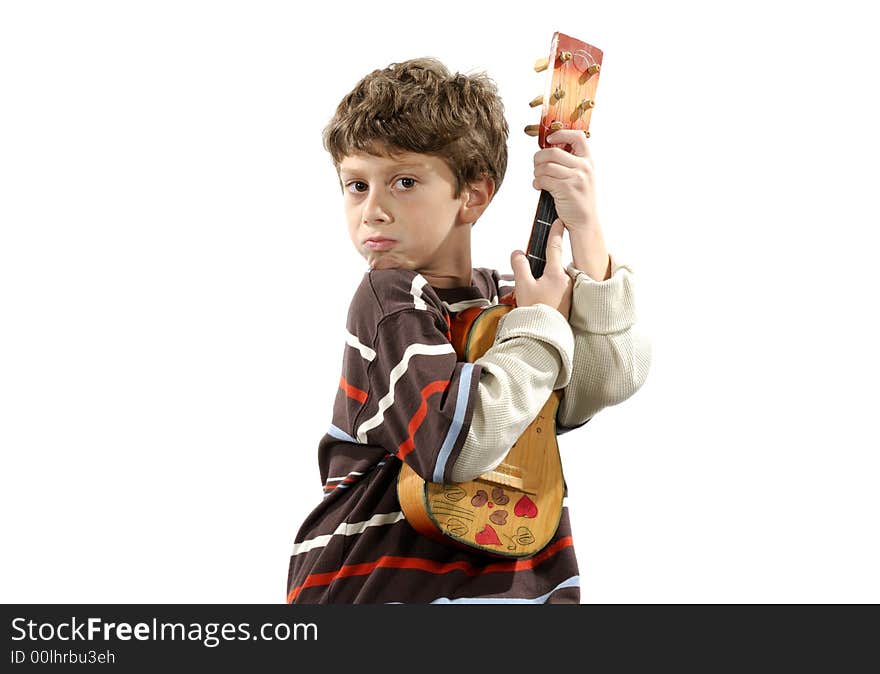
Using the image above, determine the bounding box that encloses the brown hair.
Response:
[323,57,509,197]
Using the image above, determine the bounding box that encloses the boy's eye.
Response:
[345,178,415,193]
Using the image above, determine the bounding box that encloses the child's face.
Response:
[338,150,478,281]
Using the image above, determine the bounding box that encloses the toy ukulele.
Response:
[397,32,603,558]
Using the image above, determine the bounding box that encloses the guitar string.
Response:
[532,58,570,260]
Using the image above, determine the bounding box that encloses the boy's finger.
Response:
[545,219,566,269]
[510,250,534,282]
[546,129,591,158]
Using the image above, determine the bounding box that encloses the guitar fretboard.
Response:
[526,189,557,279]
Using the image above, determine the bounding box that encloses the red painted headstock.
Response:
[525,32,603,149]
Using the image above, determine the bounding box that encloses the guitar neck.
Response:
[526,189,557,279]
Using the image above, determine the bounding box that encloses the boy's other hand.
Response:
[511,219,572,319]
[533,129,599,236]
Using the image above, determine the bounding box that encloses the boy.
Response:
[287,57,650,603]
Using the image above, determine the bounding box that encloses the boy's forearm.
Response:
[570,228,611,282]
[450,304,574,482]
[557,260,651,429]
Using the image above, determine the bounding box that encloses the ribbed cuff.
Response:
[495,303,574,388]
[566,257,638,335]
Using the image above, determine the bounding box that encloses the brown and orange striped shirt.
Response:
[287,261,650,603]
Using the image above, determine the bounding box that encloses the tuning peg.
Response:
[560,51,572,62]
[529,95,544,108]
[549,121,564,131]
[571,99,595,119]
[552,87,565,102]
[534,57,550,72]
[584,130,591,139]
[524,124,540,137]
[578,63,602,84]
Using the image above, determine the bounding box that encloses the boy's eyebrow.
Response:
[338,161,430,177]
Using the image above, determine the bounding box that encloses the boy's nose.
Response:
[361,191,392,224]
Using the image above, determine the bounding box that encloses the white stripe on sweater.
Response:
[410,274,429,310]
[291,511,406,556]
[420,575,580,604]
[442,298,493,313]
[356,342,455,443]
[327,424,360,443]
[345,330,376,362]
[325,471,364,483]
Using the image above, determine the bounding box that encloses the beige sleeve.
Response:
[556,257,652,431]
[449,304,574,482]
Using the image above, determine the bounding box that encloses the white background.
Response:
[1,1,877,604]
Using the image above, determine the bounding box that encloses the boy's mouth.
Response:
[363,237,396,251]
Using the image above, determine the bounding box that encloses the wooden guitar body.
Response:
[398,298,565,559]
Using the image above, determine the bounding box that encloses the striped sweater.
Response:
[287,259,651,603]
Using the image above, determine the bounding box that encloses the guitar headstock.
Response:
[525,32,603,149]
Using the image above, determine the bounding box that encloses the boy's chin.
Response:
[366,255,408,271]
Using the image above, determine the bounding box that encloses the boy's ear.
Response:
[461,176,496,221]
